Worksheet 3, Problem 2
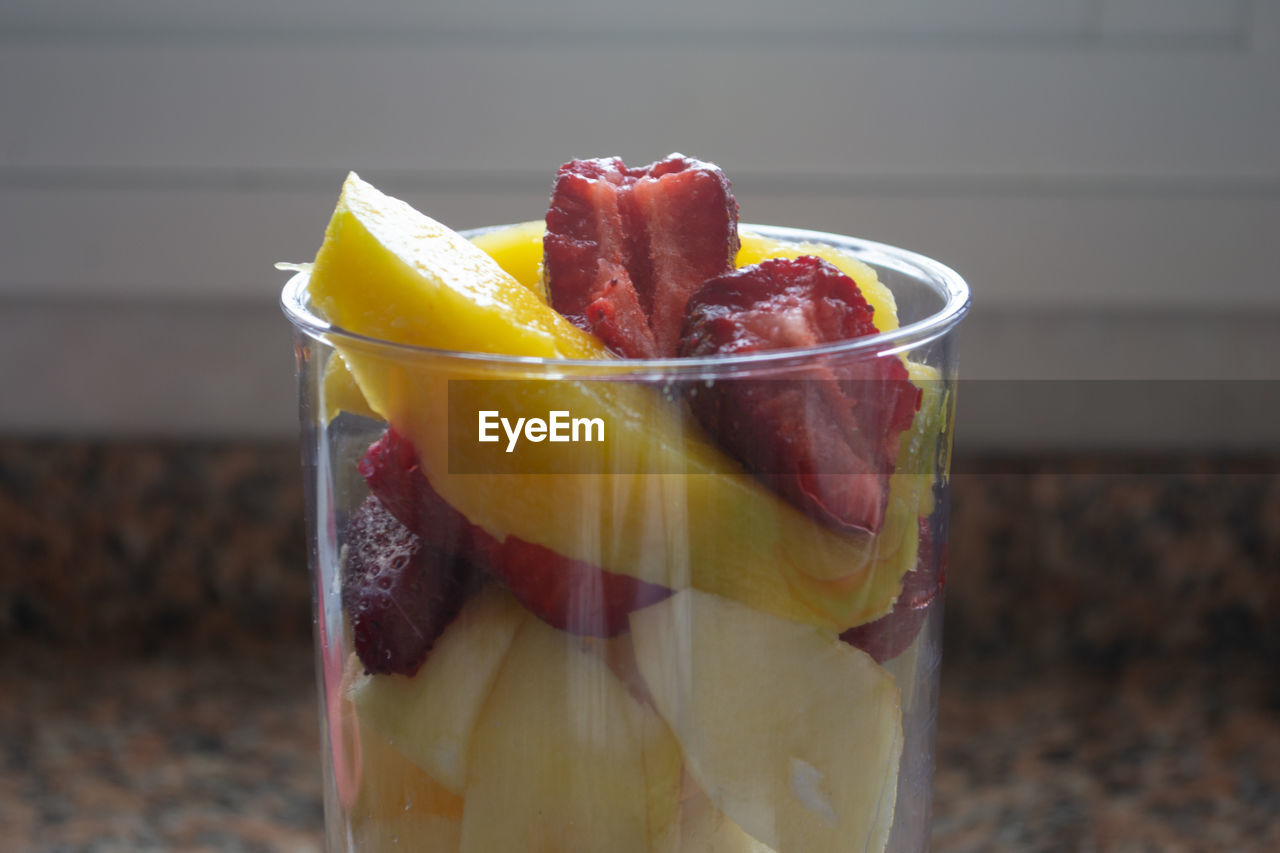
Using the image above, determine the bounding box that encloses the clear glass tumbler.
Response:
[283,223,969,853]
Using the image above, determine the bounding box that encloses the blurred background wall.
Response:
[1,0,1277,447]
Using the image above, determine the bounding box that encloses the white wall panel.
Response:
[2,185,1277,312]
[2,39,1277,178]
[3,1,1277,439]
[1100,0,1246,40]
[0,1,1096,40]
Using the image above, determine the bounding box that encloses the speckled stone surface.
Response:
[932,657,1279,852]
[2,441,1278,850]
[0,647,324,852]
[945,458,1280,669]
[0,440,311,653]
[4,441,1277,662]
[3,648,1275,852]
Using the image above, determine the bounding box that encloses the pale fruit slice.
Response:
[348,585,528,794]
[351,726,465,824]
[630,590,903,853]
[347,659,465,851]
[305,174,926,631]
[460,617,683,853]
[679,788,776,853]
[899,361,945,519]
[878,614,939,853]
[352,813,461,852]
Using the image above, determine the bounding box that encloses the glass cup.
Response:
[283,223,969,853]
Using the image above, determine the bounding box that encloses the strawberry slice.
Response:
[678,255,921,534]
[341,495,471,676]
[544,154,739,357]
[840,520,944,662]
[487,536,672,639]
[360,429,671,636]
[358,423,477,559]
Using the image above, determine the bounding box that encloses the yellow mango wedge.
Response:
[736,229,899,333]
[319,222,900,425]
[320,221,547,424]
[322,352,380,423]
[306,173,927,629]
[468,219,548,300]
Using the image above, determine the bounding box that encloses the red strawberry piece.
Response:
[678,255,921,534]
[358,428,476,560]
[490,537,672,638]
[341,496,471,676]
[359,429,671,636]
[840,519,945,663]
[544,153,739,357]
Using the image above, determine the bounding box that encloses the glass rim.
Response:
[280,222,970,376]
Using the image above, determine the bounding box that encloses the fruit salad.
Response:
[282,155,964,853]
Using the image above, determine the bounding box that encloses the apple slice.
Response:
[349,733,464,851]
[630,590,902,853]
[352,813,461,852]
[680,787,777,853]
[351,724,465,825]
[348,585,527,794]
[460,616,683,853]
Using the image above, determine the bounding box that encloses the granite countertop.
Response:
[3,648,1275,852]
[2,441,1278,851]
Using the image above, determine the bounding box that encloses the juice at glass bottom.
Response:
[282,160,969,853]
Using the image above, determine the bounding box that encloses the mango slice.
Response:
[322,352,380,423]
[319,222,901,425]
[306,174,932,630]
[319,222,547,424]
[467,219,548,300]
[737,229,899,333]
